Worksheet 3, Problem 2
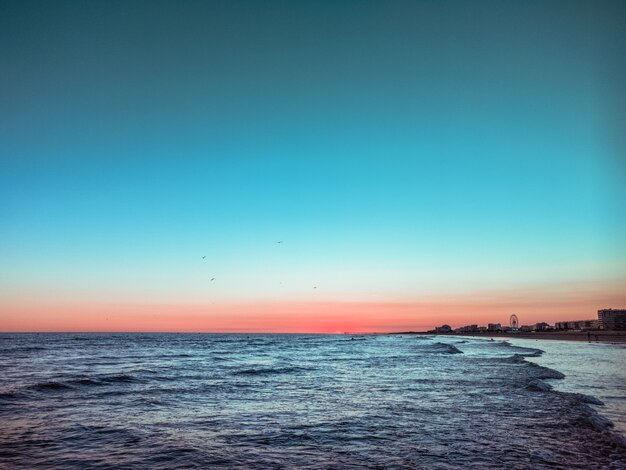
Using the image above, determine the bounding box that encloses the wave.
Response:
[233,366,313,376]
[67,374,141,387]
[30,381,73,391]
[75,378,100,386]
[502,349,625,448]
[6,346,47,353]
[211,355,230,361]
[101,374,137,383]
[29,375,139,391]
[415,342,464,354]
[413,336,434,341]
[563,392,622,440]
[525,361,566,380]
[155,353,193,359]
[0,390,23,400]
[526,379,553,392]
[493,340,544,356]
[577,394,604,406]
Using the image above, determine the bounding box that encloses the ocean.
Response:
[0,333,625,469]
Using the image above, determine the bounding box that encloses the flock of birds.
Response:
[201,241,317,289]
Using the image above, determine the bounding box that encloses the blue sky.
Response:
[1,1,624,329]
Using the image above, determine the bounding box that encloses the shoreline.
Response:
[394,331,626,344]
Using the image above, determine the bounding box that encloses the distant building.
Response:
[487,323,502,332]
[435,324,453,333]
[455,324,479,333]
[534,322,550,331]
[555,320,600,330]
[598,309,626,330]
[519,325,533,332]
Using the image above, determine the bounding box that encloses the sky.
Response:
[1,0,625,332]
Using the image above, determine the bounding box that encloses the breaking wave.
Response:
[411,341,464,354]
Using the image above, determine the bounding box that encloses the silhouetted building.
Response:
[435,324,453,333]
[487,323,502,332]
[455,324,479,333]
[534,322,550,331]
[555,320,599,330]
[598,309,626,330]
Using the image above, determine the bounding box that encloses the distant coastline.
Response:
[392,330,626,344]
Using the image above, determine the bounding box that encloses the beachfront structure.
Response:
[534,322,550,331]
[455,324,479,333]
[487,323,502,332]
[598,309,626,330]
[555,319,600,331]
[435,325,453,333]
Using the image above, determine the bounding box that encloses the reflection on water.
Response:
[0,333,625,468]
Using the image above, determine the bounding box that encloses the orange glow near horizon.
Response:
[2,285,625,333]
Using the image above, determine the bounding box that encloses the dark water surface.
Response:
[1,333,625,469]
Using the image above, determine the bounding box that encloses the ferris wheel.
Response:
[510,314,519,330]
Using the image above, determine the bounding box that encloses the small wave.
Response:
[586,413,615,433]
[10,346,47,353]
[413,336,433,341]
[0,390,22,400]
[528,447,567,467]
[576,404,615,432]
[560,392,605,407]
[131,368,158,375]
[526,361,565,380]
[503,354,532,364]
[233,366,312,376]
[157,353,193,358]
[101,374,137,383]
[526,379,553,392]
[496,341,544,357]
[74,378,100,386]
[31,381,73,391]
[522,348,544,357]
[579,394,604,406]
[71,374,140,386]
[421,342,464,354]
[601,395,626,401]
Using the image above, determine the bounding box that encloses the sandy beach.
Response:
[419,331,626,344]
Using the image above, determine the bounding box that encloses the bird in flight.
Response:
[276,241,283,244]
[210,278,215,281]
[313,286,317,289]
[202,256,206,259]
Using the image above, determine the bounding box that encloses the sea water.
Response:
[0,333,625,469]
[507,337,626,436]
